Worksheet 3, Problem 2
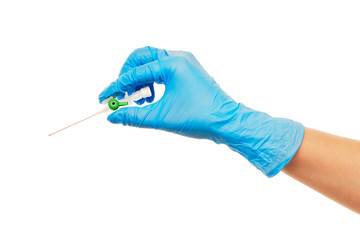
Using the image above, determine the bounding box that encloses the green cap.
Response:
[108,98,128,111]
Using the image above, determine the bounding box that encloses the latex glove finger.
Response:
[107,104,157,128]
[119,47,168,104]
[99,60,163,103]
[133,83,155,105]
[119,46,168,75]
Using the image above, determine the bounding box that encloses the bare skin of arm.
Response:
[282,127,360,214]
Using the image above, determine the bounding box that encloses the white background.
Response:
[0,0,359,239]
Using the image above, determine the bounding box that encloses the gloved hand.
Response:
[99,47,304,177]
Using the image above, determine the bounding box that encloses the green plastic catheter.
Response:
[48,86,152,136]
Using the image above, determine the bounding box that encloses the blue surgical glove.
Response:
[99,47,304,177]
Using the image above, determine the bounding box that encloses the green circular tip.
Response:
[108,98,120,111]
[108,99,128,110]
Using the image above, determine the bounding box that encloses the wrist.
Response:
[213,103,305,177]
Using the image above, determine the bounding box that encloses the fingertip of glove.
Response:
[145,95,155,103]
[135,98,146,105]
[107,110,128,125]
[107,112,118,123]
[98,92,107,104]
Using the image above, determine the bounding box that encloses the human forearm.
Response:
[283,128,360,214]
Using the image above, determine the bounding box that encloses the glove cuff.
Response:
[214,104,305,177]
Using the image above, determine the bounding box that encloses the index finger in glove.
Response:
[99,60,163,103]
